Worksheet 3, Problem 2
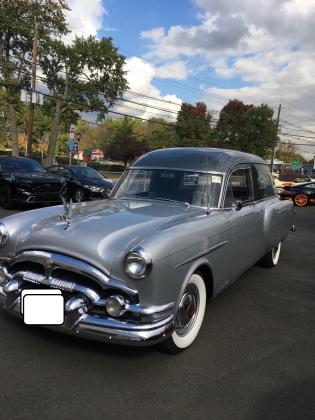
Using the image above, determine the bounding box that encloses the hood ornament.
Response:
[60,183,73,230]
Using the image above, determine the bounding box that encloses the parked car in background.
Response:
[279,182,315,207]
[0,156,64,209]
[274,174,314,190]
[0,148,295,353]
[46,165,114,202]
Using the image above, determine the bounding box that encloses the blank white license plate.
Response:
[23,294,64,326]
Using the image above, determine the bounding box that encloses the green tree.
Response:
[146,118,176,150]
[216,99,277,158]
[41,35,128,165]
[105,117,148,167]
[0,0,69,156]
[175,102,213,147]
[215,99,251,149]
[276,142,306,164]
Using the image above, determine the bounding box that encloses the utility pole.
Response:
[270,101,282,173]
[26,16,40,158]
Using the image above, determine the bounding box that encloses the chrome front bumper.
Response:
[0,286,174,346]
[0,249,176,346]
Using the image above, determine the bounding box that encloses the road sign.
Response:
[69,131,74,139]
[91,149,104,160]
[70,124,75,132]
[291,159,300,170]
[73,142,78,154]
[67,140,75,151]
[76,132,81,142]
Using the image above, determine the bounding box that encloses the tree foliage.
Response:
[215,99,277,158]
[0,0,69,156]
[176,101,213,147]
[40,35,128,165]
[276,141,306,164]
[105,117,149,167]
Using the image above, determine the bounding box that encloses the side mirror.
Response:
[232,200,243,211]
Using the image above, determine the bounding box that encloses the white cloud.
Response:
[65,0,106,42]
[141,27,165,42]
[112,57,182,121]
[139,0,315,156]
[155,61,188,80]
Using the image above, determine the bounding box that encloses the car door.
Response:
[224,165,263,280]
[252,163,294,251]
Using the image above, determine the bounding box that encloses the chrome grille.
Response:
[8,250,138,305]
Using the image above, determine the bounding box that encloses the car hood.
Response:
[15,199,203,275]
[78,178,113,188]
[12,172,61,183]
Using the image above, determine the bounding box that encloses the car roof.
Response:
[132,148,266,173]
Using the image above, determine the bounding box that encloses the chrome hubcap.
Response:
[175,284,199,336]
[75,190,84,202]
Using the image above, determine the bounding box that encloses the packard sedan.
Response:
[0,148,295,353]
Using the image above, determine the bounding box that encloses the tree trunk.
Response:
[7,103,19,156]
[45,99,62,166]
[46,75,69,166]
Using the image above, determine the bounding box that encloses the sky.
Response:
[65,0,315,159]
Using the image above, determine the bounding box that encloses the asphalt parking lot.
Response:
[0,206,314,420]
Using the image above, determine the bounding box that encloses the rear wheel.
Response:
[259,242,282,268]
[293,193,309,207]
[0,185,13,210]
[72,188,86,203]
[160,273,206,354]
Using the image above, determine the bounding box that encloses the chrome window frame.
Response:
[221,164,255,209]
[251,163,278,201]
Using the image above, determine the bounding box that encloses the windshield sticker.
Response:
[212,176,222,184]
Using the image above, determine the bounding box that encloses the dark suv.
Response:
[46,165,114,202]
[0,156,64,209]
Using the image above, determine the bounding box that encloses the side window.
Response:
[47,166,59,175]
[59,167,71,176]
[307,183,315,189]
[224,168,253,207]
[252,164,276,200]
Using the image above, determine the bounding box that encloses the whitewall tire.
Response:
[258,242,282,268]
[160,273,207,354]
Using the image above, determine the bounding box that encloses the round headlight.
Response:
[0,223,9,248]
[124,247,152,278]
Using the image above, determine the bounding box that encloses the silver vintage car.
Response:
[0,148,295,353]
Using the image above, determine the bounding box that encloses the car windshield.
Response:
[113,168,223,208]
[69,166,105,180]
[0,158,46,173]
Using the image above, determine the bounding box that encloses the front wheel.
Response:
[72,188,86,203]
[160,273,206,354]
[258,242,282,268]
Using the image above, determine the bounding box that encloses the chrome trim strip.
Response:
[81,313,173,332]
[13,251,138,296]
[175,241,229,268]
[94,299,175,316]
[13,270,100,303]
